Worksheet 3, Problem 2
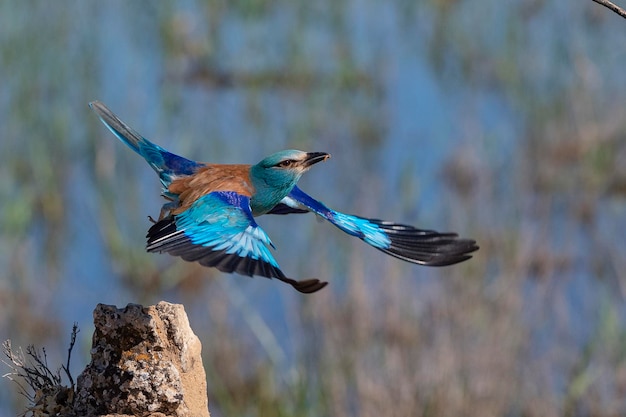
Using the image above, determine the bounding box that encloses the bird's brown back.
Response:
[168,164,255,214]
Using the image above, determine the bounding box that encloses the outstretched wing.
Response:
[279,186,479,266]
[146,191,326,293]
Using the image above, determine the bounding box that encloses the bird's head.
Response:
[251,150,330,194]
[257,150,330,173]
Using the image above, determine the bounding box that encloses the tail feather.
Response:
[89,101,202,185]
[89,101,146,153]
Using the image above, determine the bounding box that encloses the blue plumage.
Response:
[91,101,478,293]
[146,191,324,293]
[281,186,477,266]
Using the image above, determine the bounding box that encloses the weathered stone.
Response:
[74,302,209,417]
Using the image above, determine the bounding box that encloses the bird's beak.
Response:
[303,152,331,167]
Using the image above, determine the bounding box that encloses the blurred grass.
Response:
[2,0,626,416]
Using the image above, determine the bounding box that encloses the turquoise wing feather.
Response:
[146,191,326,293]
[280,186,479,266]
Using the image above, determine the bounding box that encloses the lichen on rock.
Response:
[74,302,209,417]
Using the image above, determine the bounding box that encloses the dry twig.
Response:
[2,324,79,416]
[592,0,626,19]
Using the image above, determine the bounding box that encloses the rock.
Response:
[74,302,209,417]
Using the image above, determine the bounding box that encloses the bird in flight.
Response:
[90,101,478,293]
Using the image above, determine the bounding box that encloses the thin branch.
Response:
[62,323,79,390]
[3,324,80,415]
[592,0,626,19]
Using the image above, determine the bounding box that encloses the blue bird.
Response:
[90,101,478,293]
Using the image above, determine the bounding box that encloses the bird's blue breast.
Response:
[249,165,300,215]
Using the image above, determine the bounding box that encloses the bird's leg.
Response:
[156,201,180,221]
[158,192,182,221]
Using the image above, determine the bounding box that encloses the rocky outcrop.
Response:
[74,302,209,417]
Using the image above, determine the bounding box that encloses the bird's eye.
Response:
[277,159,295,168]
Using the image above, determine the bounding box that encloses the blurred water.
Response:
[2,1,626,416]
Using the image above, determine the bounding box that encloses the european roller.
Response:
[90,101,478,294]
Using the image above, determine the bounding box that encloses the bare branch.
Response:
[3,325,80,416]
[592,0,626,19]
[62,323,79,390]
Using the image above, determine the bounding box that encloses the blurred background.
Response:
[2,1,626,416]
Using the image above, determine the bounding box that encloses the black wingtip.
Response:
[367,219,479,267]
[417,240,479,266]
[282,277,328,294]
[421,252,475,267]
